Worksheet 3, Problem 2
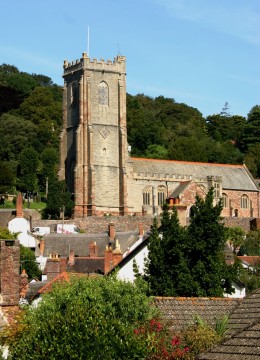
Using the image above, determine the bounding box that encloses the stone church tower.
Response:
[59,53,128,217]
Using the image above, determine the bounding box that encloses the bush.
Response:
[182,319,220,357]
[2,276,158,360]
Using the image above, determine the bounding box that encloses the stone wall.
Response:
[32,215,155,234]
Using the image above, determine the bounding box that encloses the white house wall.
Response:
[8,218,36,248]
[117,245,149,282]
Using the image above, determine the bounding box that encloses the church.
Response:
[59,53,259,222]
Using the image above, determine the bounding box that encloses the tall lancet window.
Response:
[98,81,109,105]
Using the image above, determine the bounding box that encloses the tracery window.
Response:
[158,186,167,206]
[143,187,151,205]
[98,81,109,105]
[222,193,228,208]
[240,194,249,209]
[214,182,220,198]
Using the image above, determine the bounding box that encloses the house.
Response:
[2,193,36,249]
[237,256,260,271]
[59,53,259,223]
[154,296,241,332]
[36,223,144,280]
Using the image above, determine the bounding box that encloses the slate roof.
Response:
[169,181,190,198]
[131,158,258,191]
[0,209,15,228]
[198,288,260,359]
[154,297,241,332]
[71,257,105,274]
[41,231,139,257]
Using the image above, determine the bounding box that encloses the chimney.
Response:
[104,246,113,275]
[104,241,123,275]
[89,241,98,257]
[139,223,144,236]
[68,249,75,266]
[112,239,123,267]
[20,269,29,299]
[108,223,115,242]
[0,240,20,306]
[39,239,45,256]
[16,192,23,218]
[46,253,60,281]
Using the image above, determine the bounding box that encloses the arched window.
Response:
[222,193,228,208]
[98,81,108,105]
[240,194,249,209]
[143,186,151,205]
[71,82,78,107]
[158,186,167,206]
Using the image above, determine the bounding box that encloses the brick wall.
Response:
[0,240,20,306]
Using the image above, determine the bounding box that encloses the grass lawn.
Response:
[0,200,46,210]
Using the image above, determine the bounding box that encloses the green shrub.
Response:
[2,276,157,360]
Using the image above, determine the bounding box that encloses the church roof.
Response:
[131,158,258,191]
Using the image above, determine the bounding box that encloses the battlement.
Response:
[133,172,195,182]
[63,52,126,77]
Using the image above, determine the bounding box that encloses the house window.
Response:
[222,193,228,208]
[240,194,249,209]
[143,187,151,205]
[98,81,108,105]
[158,186,166,206]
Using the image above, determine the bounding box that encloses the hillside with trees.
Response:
[0,63,259,217]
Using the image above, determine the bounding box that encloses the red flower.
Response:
[171,336,181,346]
[133,328,139,335]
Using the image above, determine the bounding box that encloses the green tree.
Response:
[144,144,169,159]
[20,245,41,280]
[245,143,260,178]
[38,147,59,193]
[0,161,15,193]
[226,227,245,254]
[241,105,260,150]
[0,64,38,114]
[239,230,260,256]
[42,177,74,219]
[145,190,236,297]
[0,226,18,239]
[0,113,38,162]
[3,276,156,360]
[18,148,39,193]
[145,206,192,296]
[19,86,62,126]
[187,189,234,296]
[206,114,246,143]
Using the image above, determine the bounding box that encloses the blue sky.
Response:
[0,0,259,118]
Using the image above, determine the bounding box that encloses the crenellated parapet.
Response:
[63,52,126,77]
[133,172,195,182]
